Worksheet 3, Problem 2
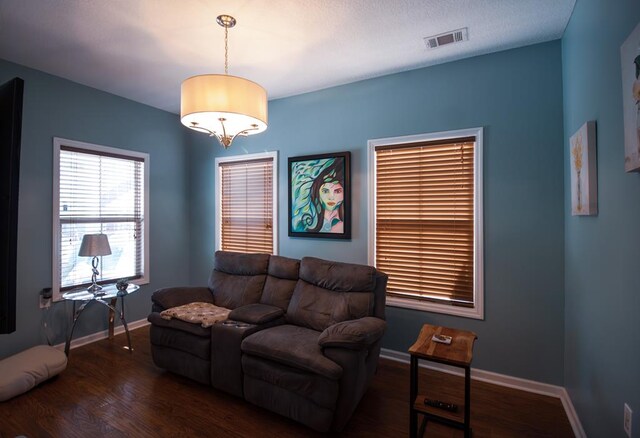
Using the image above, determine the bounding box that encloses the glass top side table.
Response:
[62,283,139,356]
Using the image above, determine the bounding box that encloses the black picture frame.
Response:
[288,151,351,239]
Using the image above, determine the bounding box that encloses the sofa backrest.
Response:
[260,255,300,310]
[286,257,385,332]
[372,270,387,320]
[208,251,269,309]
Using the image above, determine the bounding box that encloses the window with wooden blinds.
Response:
[52,138,149,300]
[217,153,277,254]
[369,129,483,319]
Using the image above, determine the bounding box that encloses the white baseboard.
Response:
[54,318,150,352]
[381,348,585,438]
[558,388,587,438]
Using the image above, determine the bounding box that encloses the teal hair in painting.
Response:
[291,157,344,232]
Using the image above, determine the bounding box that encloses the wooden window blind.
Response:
[375,139,475,306]
[58,146,145,290]
[220,158,274,254]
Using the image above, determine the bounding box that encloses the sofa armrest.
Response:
[151,286,213,311]
[318,317,386,350]
[228,303,284,325]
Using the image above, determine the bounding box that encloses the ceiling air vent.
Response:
[424,27,468,49]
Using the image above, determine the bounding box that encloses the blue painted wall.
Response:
[0,59,190,357]
[188,41,566,384]
[562,0,640,435]
[3,4,637,431]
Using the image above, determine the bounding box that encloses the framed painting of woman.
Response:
[288,151,351,239]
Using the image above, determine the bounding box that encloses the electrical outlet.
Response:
[39,288,52,309]
[39,295,51,309]
[624,403,632,437]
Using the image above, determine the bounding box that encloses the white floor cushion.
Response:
[0,345,67,402]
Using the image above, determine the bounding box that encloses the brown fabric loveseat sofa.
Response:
[147,251,388,432]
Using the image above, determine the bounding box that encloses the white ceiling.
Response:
[0,0,575,114]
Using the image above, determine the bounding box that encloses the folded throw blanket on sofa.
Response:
[160,302,231,328]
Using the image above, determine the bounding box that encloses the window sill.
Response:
[130,277,150,287]
[386,295,484,320]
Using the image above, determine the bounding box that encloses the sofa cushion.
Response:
[243,374,335,432]
[242,354,339,410]
[285,257,377,332]
[228,303,284,325]
[261,276,298,310]
[147,312,211,337]
[267,255,300,280]
[150,345,210,385]
[318,317,387,350]
[151,287,213,311]
[208,251,270,309]
[209,271,267,309]
[372,271,388,320]
[286,279,374,332]
[241,325,342,380]
[149,324,210,361]
[299,257,376,292]
[260,255,300,310]
[213,251,270,276]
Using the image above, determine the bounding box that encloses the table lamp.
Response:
[78,233,112,295]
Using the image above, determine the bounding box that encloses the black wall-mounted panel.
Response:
[0,77,24,334]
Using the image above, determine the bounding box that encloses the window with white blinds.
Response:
[216,152,278,254]
[369,129,483,319]
[52,138,149,299]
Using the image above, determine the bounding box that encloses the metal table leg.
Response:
[410,355,418,437]
[465,365,471,437]
[118,294,132,352]
[108,297,117,339]
[64,300,91,356]
[94,298,132,353]
[64,296,132,356]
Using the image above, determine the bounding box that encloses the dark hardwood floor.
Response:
[0,326,574,437]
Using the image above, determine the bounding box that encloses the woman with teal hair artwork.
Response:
[288,152,351,239]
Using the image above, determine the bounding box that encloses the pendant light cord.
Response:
[224,24,229,75]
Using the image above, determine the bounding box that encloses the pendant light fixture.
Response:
[180,15,268,149]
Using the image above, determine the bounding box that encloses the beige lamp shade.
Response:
[78,234,112,257]
[180,74,268,146]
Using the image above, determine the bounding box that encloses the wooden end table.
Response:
[408,324,477,437]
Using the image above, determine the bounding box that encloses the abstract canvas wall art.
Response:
[288,151,351,239]
[570,121,597,216]
[621,21,640,172]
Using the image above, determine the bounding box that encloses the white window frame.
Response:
[52,137,150,301]
[368,128,484,319]
[215,151,279,254]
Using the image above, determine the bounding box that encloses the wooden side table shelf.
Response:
[408,324,477,437]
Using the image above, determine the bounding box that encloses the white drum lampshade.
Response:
[180,74,267,148]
